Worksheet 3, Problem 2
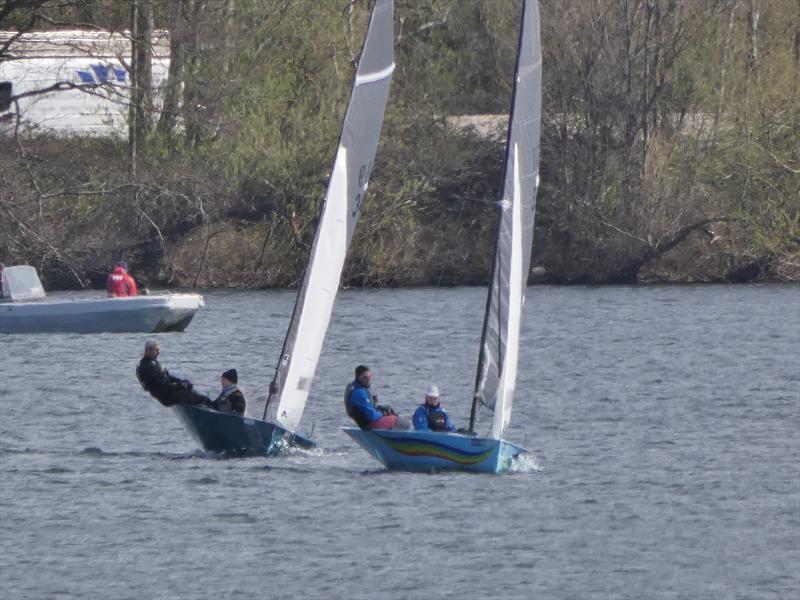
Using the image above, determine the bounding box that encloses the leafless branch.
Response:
[138,207,165,253]
[0,199,86,288]
[600,219,650,246]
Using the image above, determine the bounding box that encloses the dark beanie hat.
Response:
[222,369,238,383]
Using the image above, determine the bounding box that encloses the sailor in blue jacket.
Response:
[413,385,456,432]
[345,365,408,430]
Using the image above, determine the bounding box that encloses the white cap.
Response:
[426,385,439,397]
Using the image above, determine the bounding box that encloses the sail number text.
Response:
[352,161,374,216]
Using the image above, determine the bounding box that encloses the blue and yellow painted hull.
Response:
[173,405,315,457]
[342,427,525,473]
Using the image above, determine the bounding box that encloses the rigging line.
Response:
[263,254,310,421]
[468,198,503,433]
[263,271,304,421]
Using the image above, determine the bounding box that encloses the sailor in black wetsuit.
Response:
[136,339,212,408]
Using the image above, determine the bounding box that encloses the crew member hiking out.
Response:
[136,339,212,408]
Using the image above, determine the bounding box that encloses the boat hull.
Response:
[342,427,525,473]
[173,405,316,457]
[0,294,203,334]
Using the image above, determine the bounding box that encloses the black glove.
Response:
[377,404,396,416]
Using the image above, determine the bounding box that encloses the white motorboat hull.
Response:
[0,294,204,334]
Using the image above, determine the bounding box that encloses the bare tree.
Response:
[128,0,154,175]
[157,0,189,138]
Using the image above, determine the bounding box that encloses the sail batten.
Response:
[471,0,542,438]
[269,0,394,432]
[355,63,395,86]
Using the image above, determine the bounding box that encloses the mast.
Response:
[267,0,395,432]
[469,202,503,433]
[469,0,542,437]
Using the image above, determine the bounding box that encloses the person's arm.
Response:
[161,366,188,391]
[127,274,138,296]
[444,411,457,432]
[231,390,246,414]
[412,406,429,431]
[350,388,383,423]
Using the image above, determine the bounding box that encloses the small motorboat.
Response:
[0,265,204,334]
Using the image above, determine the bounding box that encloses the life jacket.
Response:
[214,385,246,415]
[107,267,137,297]
[344,383,371,430]
[427,409,448,432]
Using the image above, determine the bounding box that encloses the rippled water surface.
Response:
[1,284,798,599]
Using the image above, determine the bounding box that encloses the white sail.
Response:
[271,0,395,432]
[491,145,524,439]
[472,0,542,438]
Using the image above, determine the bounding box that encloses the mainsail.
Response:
[266,0,395,432]
[470,0,542,439]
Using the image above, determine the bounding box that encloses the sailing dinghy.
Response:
[174,0,395,456]
[343,0,542,473]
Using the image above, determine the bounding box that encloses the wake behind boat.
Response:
[173,0,395,456]
[343,0,542,473]
[0,265,203,334]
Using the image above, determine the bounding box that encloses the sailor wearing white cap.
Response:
[412,384,456,432]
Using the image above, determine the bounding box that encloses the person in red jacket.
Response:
[106,260,138,297]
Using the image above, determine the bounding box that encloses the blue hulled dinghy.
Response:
[343,0,542,473]
[175,0,396,456]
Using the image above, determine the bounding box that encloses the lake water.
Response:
[1,284,798,599]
